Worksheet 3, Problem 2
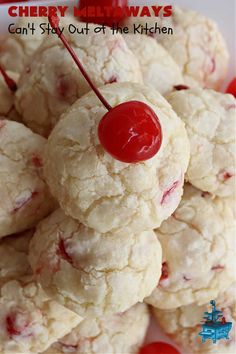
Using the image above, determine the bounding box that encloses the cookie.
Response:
[167,88,236,197]
[153,282,236,353]
[124,34,183,95]
[145,184,235,309]
[28,208,162,317]
[44,82,190,233]
[44,303,149,354]
[125,6,229,89]
[15,24,143,136]
[0,119,55,238]
[0,231,82,354]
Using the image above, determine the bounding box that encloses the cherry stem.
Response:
[0,65,17,92]
[48,16,112,112]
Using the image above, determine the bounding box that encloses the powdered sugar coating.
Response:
[125,6,229,89]
[28,208,162,317]
[167,88,236,197]
[153,283,236,353]
[44,303,149,354]
[15,24,143,137]
[44,82,190,233]
[0,71,20,121]
[0,119,56,238]
[124,34,183,95]
[145,184,235,309]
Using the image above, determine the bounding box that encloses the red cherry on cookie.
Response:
[78,0,128,26]
[98,101,162,163]
[226,77,236,98]
[139,342,181,354]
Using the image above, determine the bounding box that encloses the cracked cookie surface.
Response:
[167,88,236,197]
[29,208,162,317]
[145,184,235,309]
[44,82,190,233]
[0,119,56,238]
[43,303,149,354]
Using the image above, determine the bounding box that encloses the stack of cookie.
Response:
[0,4,235,354]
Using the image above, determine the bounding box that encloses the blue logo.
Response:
[198,300,232,344]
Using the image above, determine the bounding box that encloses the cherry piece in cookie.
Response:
[226,77,236,98]
[48,14,162,163]
[78,0,128,27]
[139,342,180,354]
[0,65,17,92]
[98,101,162,163]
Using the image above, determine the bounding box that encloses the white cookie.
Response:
[145,184,235,309]
[0,231,82,354]
[28,208,162,317]
[167,88,236,197]
[43,303,149,354]
[124,34,183,95]
[125,6,229,89]
[0,70,20,121]
[15,24,143,136]
[0,119,56,238]
[44,82,190,233]
[153,282,236,353]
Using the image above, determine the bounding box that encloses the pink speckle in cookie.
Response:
[183,275,191,281]
[210,58,216,74]
[161,180,179,205]
[201,191,211,198]
[57,239,73,264]
[159,262,169,283]
[218,170,233,181]
[0,120,6,130]
[56,76,71,99]
[6,311,29,338]
[31,153,43,168]
[11,191,38,214]
[105,76,117,84]
[211,265,225,271]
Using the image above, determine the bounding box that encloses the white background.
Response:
[0,1,235,353]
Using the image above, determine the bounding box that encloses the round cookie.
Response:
[43,82,190,233]
[0,119,56,238]
[43,303,149,354]
[124,34,184,95]
[167,88,236,197]
[153,283,236,353]
[0,70,20,121]
[0,231,82,354]
[145,184,235,310]
[28,208,162,317]
[15,24,143,137]
[125,6,229,89]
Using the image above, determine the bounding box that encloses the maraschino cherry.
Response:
[78,0,128,27]
[48,15,162,163]
[226,77,236,98]
[139,342,181,354]
[0,65,17,92]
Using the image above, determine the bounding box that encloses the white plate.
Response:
[0,1,235,353]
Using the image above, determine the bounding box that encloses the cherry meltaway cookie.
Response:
[124,34,183,95]
[0,230,33,287]
[28,208,162,317]
[0,119,55,238]
[0,231,82,354]
[0,71,20,121]
[167,88,236,197]
[153,282,236,353]
[125,6,229,90]
[43,82,190,233]
[15,24,143,137]
[145,184,235,310]
[43,303,149,354]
